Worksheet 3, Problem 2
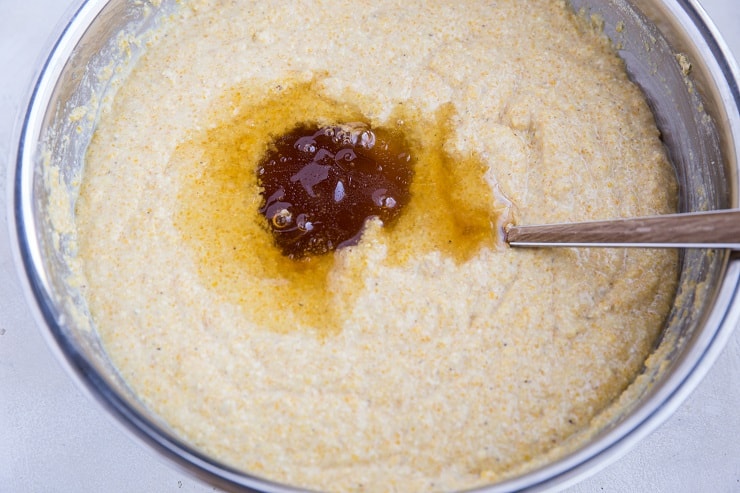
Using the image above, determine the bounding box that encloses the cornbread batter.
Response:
[74,0,678,491]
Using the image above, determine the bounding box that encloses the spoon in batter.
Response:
[505,209,740,250]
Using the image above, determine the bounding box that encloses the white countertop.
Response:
[2,1,739,491]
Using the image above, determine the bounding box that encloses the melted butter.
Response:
[173,79,499,337]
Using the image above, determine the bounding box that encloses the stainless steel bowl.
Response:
[9,0,740,491]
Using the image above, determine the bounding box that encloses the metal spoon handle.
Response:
[505,209,740,249]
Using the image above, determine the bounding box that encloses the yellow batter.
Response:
[73,1,678,491]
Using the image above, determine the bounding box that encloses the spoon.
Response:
[505,209,740,250]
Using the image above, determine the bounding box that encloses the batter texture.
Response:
[74,0,678,491]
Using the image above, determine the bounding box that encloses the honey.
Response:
[258,122,413,259]
[173,79,499,336]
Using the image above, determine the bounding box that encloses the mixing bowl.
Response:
[9,0,740,491]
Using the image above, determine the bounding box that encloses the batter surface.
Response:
[74,0,678,491]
